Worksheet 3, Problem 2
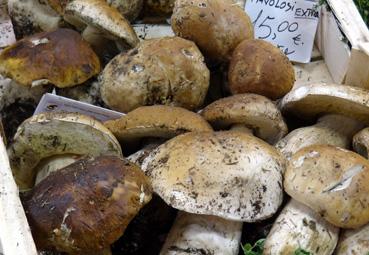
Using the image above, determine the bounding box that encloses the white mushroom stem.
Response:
[275,114,365,159]
[160,212,242,255]
[264,199,339,255]
[230,123,253,135]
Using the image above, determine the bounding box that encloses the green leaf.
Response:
[294,248,312,255]
[241,239,265,255]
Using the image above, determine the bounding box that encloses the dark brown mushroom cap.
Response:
[23,156,152,254]
[171,0,254,63]
[228,39,295,100]
[143,0,175,17]
[0,28,100,88]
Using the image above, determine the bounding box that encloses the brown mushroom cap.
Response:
[143,0,175,16]
[45,0,69,14]
[104,105,213,143]
[100,37,210,113]
[107,0,143,21]
[285,145,369,229]
[141,131,286,221]
[280,83,369,125]
[23,156,152,254]
[171,0,254,63]
[201,94,288,144]
[228,39,295,100]
[353,128,369,159]
[0,29,100,88]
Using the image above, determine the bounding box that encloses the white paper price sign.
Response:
[245,0,321,63]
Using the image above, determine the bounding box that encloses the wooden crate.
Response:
[0,1,368,254]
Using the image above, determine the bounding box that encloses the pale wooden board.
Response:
[346,42,369,89]
[293,60,333,88]
[0,136,37,255]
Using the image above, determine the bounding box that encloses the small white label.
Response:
[0,2,16,49]
[245,0,321,63]
[34,93,125,122]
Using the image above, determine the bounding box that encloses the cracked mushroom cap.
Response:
[141,131,286,222]
[285,145,369,229]
[100,37,210,113]
[23,156,152,254]
[64,0,139,48]
[0,29,100,88]
[104,105,212,143]
[228,39,295,100]
[335,223,369,254]
[171,0,254,63]
[201,94,288,144]
[280,83,369,125]
[7,112,122,190]
[107,0,143,21]
[353,128,369,159]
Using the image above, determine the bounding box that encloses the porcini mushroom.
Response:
[353,128,369,158]
[107,0,143,21]
[264,199,339,255]
[201,93,288,144]
[23,155,152,254]
[276,83,368,159]
[171,0,254,63]
[228,39,295,100]
[285,144,369,229]
[100,37,210,113]
[7,112,122,190]
[142,131,286,254]
[143,0,175,17]
[0,29,101,88]
[335,223,369,254]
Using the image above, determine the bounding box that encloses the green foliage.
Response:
[354,0,369,26]
[294,248,312,255]
[241,239,265,255]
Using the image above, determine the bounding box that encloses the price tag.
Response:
[245,0,321,63]
[34,93,125,122]
[0,1,16,49]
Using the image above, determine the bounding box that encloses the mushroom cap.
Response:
[160,212,242,255]
[0,28,100,88]
[64,0,139,48]
[7,112,122,190]
[280,83,369,125]
[353,128,369,159]
[228,39,295,100]
[23,156,152,254]
[143,0,175,16]
[335,223,369,254]
[171,0,254,63]
[107,0,143,21]
[201,94,288,144]
[285,145,369,229]
[264,199,339,255]
[100,37,210,113]
[141,131,286,222]
[45,0,69,14]
[104,105,213,142]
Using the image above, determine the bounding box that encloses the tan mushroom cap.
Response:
[24,156,152,254]
[353,128,369,159]
[201,94,288,144]
[45,0,69,15]
[107,0,143,21]
[0,29,100,88]
[100,37,210,113]
[335,223,369,254]
[8,112,122,190]
[104,105,212,142]
[285,145,369,229]
[141,131,286,222]
[228,39,295,100]
[280,83,369,125]
[64,0,139,48]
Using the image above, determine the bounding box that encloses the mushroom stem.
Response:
[160,212,242,255]
[316,114,364,137]
[230,124,253,135]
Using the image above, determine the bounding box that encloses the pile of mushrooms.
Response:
[2,0,369,254]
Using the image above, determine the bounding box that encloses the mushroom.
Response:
[276,83,368,159]
[107,0,143,21]
[335,223,369,254]
[264,199,339,255]
[99,37,210,113]
[64,0,139,51]
[228,39,295,100]
[143,0,175,17]
[171,0,254,63]
[141,131,286,254]
[353,128,369,158]
[7,112,122,190]
[23,155,152,254]
[284,144,369,229]
[200,93,288,145]
[160,212,242,255]
[0,29,101,88]
[7,0,63,38]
